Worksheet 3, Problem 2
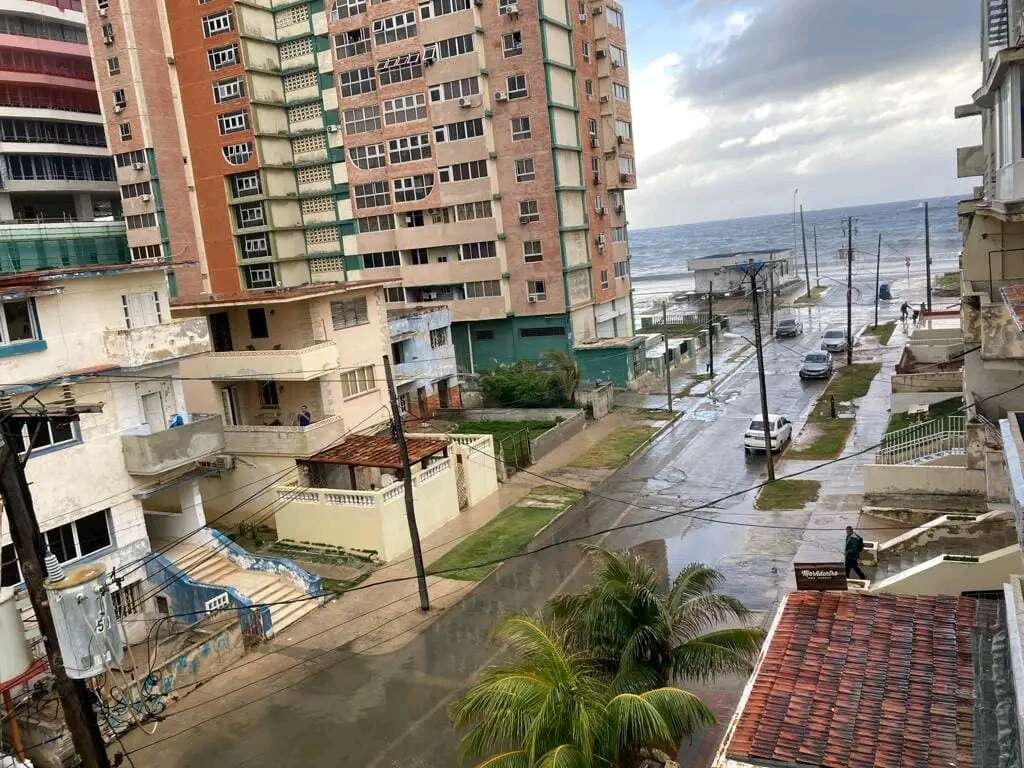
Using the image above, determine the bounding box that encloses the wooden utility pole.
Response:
[924,200,933,312]
[0,413,111,768]
[382,355,430,611]
[874,233,882,329]
[799,204,811,298]
[707,283,714,378]
[662,301,672,412]
[748,261,775,482]
[846,217,854,366]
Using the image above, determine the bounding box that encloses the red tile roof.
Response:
[726,591,978,768]
[310,433,448,469]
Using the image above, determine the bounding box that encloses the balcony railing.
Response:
[204,341,339,381]
[0,220,130,275]
[222,414,345,457]
[122,414,224,476]
[104,317,211,369]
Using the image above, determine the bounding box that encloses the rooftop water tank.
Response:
[0,587,31,683]
[44,563,122,680]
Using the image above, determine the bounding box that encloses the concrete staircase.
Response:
[870,521,1018,582]
[165,541,317,635]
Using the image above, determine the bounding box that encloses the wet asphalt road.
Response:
[159,288,890,768]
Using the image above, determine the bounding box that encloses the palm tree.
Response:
[548,547,765,693]
[449,615,714,768]
[541,350,579,406]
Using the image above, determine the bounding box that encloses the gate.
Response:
[495,428,532,477]
[454,453,469,509]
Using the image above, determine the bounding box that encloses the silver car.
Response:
[821,327,847,353]
[799,352,833,380]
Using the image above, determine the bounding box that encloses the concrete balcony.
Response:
[400,258,502,287]
[104,317,211,369]
[122,414,225,476]
[957,145,985,178]
[223,414,345,457]
[980,287,1024,364]
[358,217,498,252]
[204,341,339,381]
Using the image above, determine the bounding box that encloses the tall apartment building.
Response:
[82,0,636,373]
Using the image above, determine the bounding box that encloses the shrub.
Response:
[480,362,567,407]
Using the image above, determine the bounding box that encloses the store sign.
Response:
[793,562,847,591]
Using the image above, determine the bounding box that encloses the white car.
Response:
[821,327,848,353]
[743,413,793,454]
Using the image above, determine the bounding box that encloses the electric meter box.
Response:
[45,563,123,679]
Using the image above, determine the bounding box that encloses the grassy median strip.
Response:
[786,362,882,460]
[755,479,821,510]
[864,321,896,346]
[727,343,753,363]
[570,426,657,468]
[793,286,828,306]
[429,486,583,580]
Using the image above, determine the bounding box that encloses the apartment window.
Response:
[408,248,428,264]
[374,11,416,44]
[614,260,628,278]
[600,269,609,289]
[594,193,603,213]
[383,94,426,125]
[255,380,278,408]
[106,57,120,75]
[607,6,624,29]
[222,141,253,165]
[202,10,233,37]
[609,44,626,67]
[506,74,527,100]
[612,82,629,102]
[358,214,394,232]
[343,105,381,134]
[41,511,111,564]
[331,297,369,328]
[518,199,539,223]
[618,156,635,176]
[429,77,479,104]
[511,116,531,140]
[420,0,470,18]
[335,27,370,58]
[393,174,434,202]
[118,123,132,141]
[333,0,366,20]
[388,133,431,163]
[349,143,386,170]
[231,171,261,196]
[438,159,487,182]
[523,240,542,262]
[120,181,152,199]
[454,200,491,220]
[459,241,496,260]
[591,156,600,177]
[612,225,627,242]
[427,208,448,224]
[434,33,474,59]
[243,264,276,288]
[527,280,546,301]
[126,213,157,229]
[581,40,590,61]
[248,308,269,338]
[433,117,484,143]
[112,89,126,109]
[236,202,265,228]
[498,0,518,15]
[354,181,390,208]
[240,233,269,258]
[100,22,113,42]
[207,43,239,70]
[429,327,448,348]
[520,326,565,337]
[218,110,248,135]
[213,76,245,103]
[514,158,535,182]
[465,280,500,298]
[131,245,162,262]
[339,67,376,97]
[378,54,422,85]
[385,286,405,302]
[122,291,161,328]
[503,31,522,57]
[112,582,143,620]
[361,251,400,268]
[0,299,39,348]
[615,119,632,141]
[585,79,593,98]
[340,365,374,397]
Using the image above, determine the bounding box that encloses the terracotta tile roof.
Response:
[310,433,448,469]
[1002,284,1024,333]
[726,591,980,768]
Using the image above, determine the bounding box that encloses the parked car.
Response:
[878,282,893,301]
[821,327,848,353]
[743,413,793,454]
[775,317,803,338]
[799,351,834,380]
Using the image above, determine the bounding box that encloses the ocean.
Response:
[628,195,963,316]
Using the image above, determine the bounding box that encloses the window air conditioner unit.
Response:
[591,4,602,12]
[611,60,621,68]
[589,136,598,148]
[596,234,606,247]
[494,90,507,102]
[528,296,536,303]
[519,215,531,224]
[619,172,631,182]
[103,34,113,44]
[596,48,606,58]
[507,2,519,14]
[599,94,609,103]
[140,193,151,202]
[578,11,586,20]
[596,206,605,216]
[474,0,483,5]
[615,203,624,214]
[327,124,339,132]
[98,6,107,15]
[132,161,144,170]
[458,96,473,108]
[114,105,125,113]
[616,135,625,145]
[592,173,600,185]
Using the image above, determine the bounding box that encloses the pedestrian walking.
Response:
[845,526,866,579]
[899,301,909,322]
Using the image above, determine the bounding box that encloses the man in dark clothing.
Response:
[845,526,866,579]
[899,302,910,322]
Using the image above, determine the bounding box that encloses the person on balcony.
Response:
[296,405,312,427]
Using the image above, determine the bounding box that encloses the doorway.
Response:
[209,312,233,352]
[141,392,166,433]
[417,387,428,418]
[437,379,450,409]
[219,387,240,426]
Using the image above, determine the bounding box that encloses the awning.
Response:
[309,433,448,469]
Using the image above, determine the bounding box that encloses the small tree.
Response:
[480,363,565,407]
[541,350,579,406]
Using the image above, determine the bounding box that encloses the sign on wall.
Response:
[793,562,847,591]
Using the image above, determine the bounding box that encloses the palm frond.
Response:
[534,744,590,768]
[669,594,754,642]
[472,750,531,768]
[638,687,716,739]
[668,563,726,608]
[670,628,766,683]
[604,692,675,759]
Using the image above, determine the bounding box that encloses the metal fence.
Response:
[494,428,532,476]
[876,416,966,465]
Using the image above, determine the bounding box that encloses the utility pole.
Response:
[0,412,111,768]
[382,355,430,611]
[846,216,854,366]
[768,253,775,336]
[799,204,811,298]
[707,283,714,378]
[748,260,775,482]
[662,301,672,412]
[924,200,932,312]
[874,232,882,329]
[813,224,819,282]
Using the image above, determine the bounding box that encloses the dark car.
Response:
[799,351,834,380]
[878,283,893,301]
[775,317,803,338]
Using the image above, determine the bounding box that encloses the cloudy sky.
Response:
[624,0,982,228]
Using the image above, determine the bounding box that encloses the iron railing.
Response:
[876,416,966,465]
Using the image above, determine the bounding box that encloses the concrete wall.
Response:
[530,410,586,460]
[576,382,615,419]
[442,407,581,422]
[891,392,964,415]
[863,463,987,496]
[872,546,1024,595]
